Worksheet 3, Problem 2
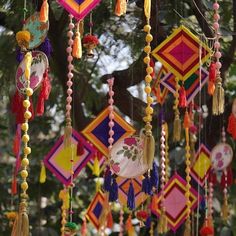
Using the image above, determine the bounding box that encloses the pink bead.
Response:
[215,51,222,58]
[108,138,114,144]
[67,31,73,38]
[68,64,74,71]
[109,121,114,127]
[109,98,114,104]
[108,105,114,111]
[161,151,165,156]
[213,2,219,10]
[214,13,220,21]
[66,47,72,53]
[109,91,114,97]
[66,104,72,111]
[214,41,220,49]
[66,111,70,117]
[161,144,165,149]
[109,130,114,136]
[109,113,114,120]
[67,55,73,62]
[216,61,222,69]
[67,73,73,80]
[213,22,219,30]
[69,23,75,29]
[67,96,72,103]
[67,80,73,87]
[68,39,73,46]
[67,88,73,95]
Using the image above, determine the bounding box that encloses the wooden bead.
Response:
[21,158,29,167]
[21,170,28,178]
[22,134,30,143]
[143,24,151,32]
[24,146,31,155]
[143,56,150,64]
[144,45,151,53]
[25,88,33,96]
[145,34,153,43]
[21,123,29,132]
[144,86,151,94]
[23,100,30,108]
[146,66,153,74]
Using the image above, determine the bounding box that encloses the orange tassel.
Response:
[106,211,113,229]
[183,111,191,129]
[40,0,49,23]
[115,0,127,16]
[72,24,82,59]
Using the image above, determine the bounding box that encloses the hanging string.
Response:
[119,208,124,236]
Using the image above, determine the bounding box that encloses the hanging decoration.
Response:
[82,107,135,157]
[115,0,127,16]
[212,0,224,115]
[87,151,106,176]
[58,0,101,20]
[151,173,199,232]
[44,129,95,186]
[227,98,236,140]
[190,144,211,187]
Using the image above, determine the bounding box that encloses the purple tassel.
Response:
[142,175,152,195]
[127,182,135,210]
[104,166,112,192]
[39,37,52,58]
[150,162,159,189]
[145,216,151,228]
[16,48,24,63]
[109,177,118,202]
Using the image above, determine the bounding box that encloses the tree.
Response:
[0,0,235,235]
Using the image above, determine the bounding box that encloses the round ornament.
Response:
[211,143,233,171]
[24,12,49,49]
[110,136,149,178]
[16,51,48,94]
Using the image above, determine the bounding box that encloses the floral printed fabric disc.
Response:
[110,136,149,178]
[211,143,233,171]
[16,51,48,94]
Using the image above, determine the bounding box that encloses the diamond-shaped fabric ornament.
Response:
[116,176,147,208]
[161,68,208,105]
[86,190,105,229]
[82,107,136,157]
[44,129,95,186]
[190,144,211,186]
[58,0,101,20]
[152,25,211,81]
[151,65,169,105]
[151,173,200,232]
[87,151,106,175]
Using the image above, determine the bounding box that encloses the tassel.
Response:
[16,202,29,236]
[36,70,51,116]
[115,0,127,16]
[183,220,191,236]
[81,218,87,236]
[40,0,49,23]
[227,113,236,140]
[93,156,100,176]
[64,125,72,147]
[144,0,151,19]
[127,182,135,210]
[39,162,46,183]
[39,37,52,58]
[200,218,214,236]
[21,211,29,236]
[179,86,187,108]
[106,210,114,229]
[183,111,191,129]
[13,125,21,156]
[208,62,216,95]
[157,212,168,234]
[150,162,159,189]
[11,177,17,195]
[221,199,229,221]
[109,177,118,202]
[212,75,224,115]
[126,215,135,236]
[24,52,32,80]
[151,194,158,211]
[173,113,181,142]
[16,48,24,63]
[143,134,155,168]
[104,167,112,192]
[77,140,84,156]
[142,174,152,195]
[72,24,82,59]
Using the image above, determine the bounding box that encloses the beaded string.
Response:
[119,208,124,236]
[208,177,213,220]
[164,123,170,183]
[212,0,224,115]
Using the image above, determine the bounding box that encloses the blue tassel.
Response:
[16,48,24,63]
[150,162,159,189]
[104,167,112,192]
[142,175,152,195]
[109,177,118,202]
[127,182,135,210]
[200,198,206,210]
[145,216,151,228]
[39,37,52,58]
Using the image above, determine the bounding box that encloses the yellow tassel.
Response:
[59,189,70,210]
[39,162,46,183]
[72,24,82,59]
[183,220,191,236]
[143,133,155,168]
[212,75,224,115]
[15,202,29,236]
[93,156,100,177]
[40,0,49,23]
[24,52,32,81]
[221,200,229,221]
[157,212,168,234]
[173,114,181,142]
[64,125,72,147]
[144,0,151,19]
[115,0,127,16]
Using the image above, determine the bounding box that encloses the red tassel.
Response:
[77,141,84,156]
[208,62,216,96]
[200,226,214,236]
[209,171,217,185]
[11,177,17,195]
[13,126,21,156]
[106,210,114,229]
[179,86,187,108]
[183,111,191,129]
[227,113,236,140]
[36,70,51,116]
[221,167,233,188]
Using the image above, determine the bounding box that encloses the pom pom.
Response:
[150,162,159,189]
[136,210,149,221]
[39,37,52,58]
[200,225,214,236]
[40,0,49,23]
[127,182,135,210]
[179,86,187,108]
[16,30,31,49]
[109,177,118,202]
[104,167,112,192]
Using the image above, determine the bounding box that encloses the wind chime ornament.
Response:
[115,0,127,16]
[212,0,224,115]
[227,98,236,140]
